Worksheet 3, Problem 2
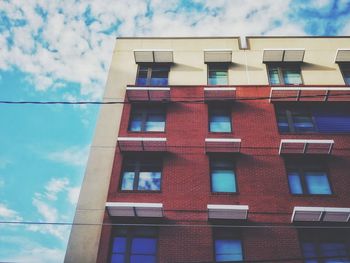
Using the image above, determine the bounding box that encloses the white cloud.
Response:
[45,177,70,201]
[0,178,4,188]
[47,145,90,167]
[0,203,22,221]
[67,186,81,205]
[32,198,58,222]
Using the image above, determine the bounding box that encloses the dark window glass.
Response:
[121,158,162,191]
[276,105,350,133]
[210,158,236,193]
[129,106,166,132]
[340,64,350,85]
[136,65,169,86]
[268,64,302,85]
[110,227,158,263]
[286,163,332,195]
[209,107,232,132]
[208,64,228,85]
[214,229,243,262]
[300,230,350,263]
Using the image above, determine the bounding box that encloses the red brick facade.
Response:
[97,86,350,262]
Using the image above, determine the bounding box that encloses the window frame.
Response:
[128,104,166,133]
[208,104,233,133]
[109,227,159,263]
[298,229,350,263]
[119,156,163,192]
[339,62,350,85]
[136,63,170,86]
[267,63,303,86]
[209,156,238,194]
[207,63,229,85]
[285,160,333,196]
[213,228,244,262]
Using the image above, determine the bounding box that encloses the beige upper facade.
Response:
[64,36,350,263]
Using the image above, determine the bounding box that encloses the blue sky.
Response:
[0,0,350,262]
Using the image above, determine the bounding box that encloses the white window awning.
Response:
[205,138,241,153]
[204,49,232,63]
[117,137,167,152]
[207,204,249,220]
[134,49,174,63]
[269,87,350,102]
[279,139,334,155]
[204,87,236,101]
[292,206,350,223]
[263,49,305,63]
[335,49,350,62]
[126,87,171,102]
[106,202,164,218]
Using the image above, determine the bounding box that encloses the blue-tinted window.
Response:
[340,64,350,85]
[268,65,302,85]
[276,106,350,134]
[129,106,165,132]
[136,65,169,86]
[209,107,232,133]
[211,158,236,193]
[287,165,332,195]
[208,64,228,85]
[215,239,243,262]
[120,158,162,191]
[111,228,158,263]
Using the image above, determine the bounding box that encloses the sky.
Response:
[0,0,350,262]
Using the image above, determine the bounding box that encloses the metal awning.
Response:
[279,139,334,155]
[269,87,350,102]
[292,206,350,223]
[263,49,305,62]
[335,49,350,62]
[134,49,174,63]
[126,87,171,102]
[106,202,164,217]
[204,49,232,63]
[205,138,241,153]
[204,87,236,101]
[117,137,167,152]
[207,204,249,220]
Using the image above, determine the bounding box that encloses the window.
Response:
[214,229,243,262]
[300,230,350,263]
[276,105,350,133]
[110,227,158,263]
[120,157,162,191]
[209,106,232,133]
[129,105,166,132]
[340,63,350,85]
[208,64,228,85]
[210,157,237,193]
[136,64,169,86]
[268,64,302,85]
[286,162,332,195]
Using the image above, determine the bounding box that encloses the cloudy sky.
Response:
[0,0,350,262]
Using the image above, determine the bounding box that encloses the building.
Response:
[64,37,350,263]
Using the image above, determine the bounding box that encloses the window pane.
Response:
[277,113,290,133]
[215,239,243,262]
[293,114,315,132]
[305,172,331,194]
[288,172,303,194]
[268,67,280,85]
[212,169,236,192]
[283,69,302,85]
[111,254,125,263]
[131,238,157,254]
[151,67,168,86]
[121,172,135,190]
[129,113,143,132]
[343,70,350,85]
[209,71,228,85]
[112,237,127,253]
[136,66,148,86]
[145,114,165,132]
[210,115,231,132]
[130,255,156,263]
[138,172,161,191]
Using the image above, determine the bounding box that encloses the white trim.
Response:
[263,48,305,51]
[203,49,233,52]
[207,204,249,210]
[205,138,241,143]
[133,49,174,52]
[204,87,236,91]
[335,48,350,62]
[271,87,350,91]
[292,206,350,222]
[118,137,167,142]
[106,202,163,208]
[127,87,170,91]
[279,139,334,155]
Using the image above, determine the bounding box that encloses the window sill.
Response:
[289,194,336,197]
[210,192,239,195]
[118,190,162,194]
